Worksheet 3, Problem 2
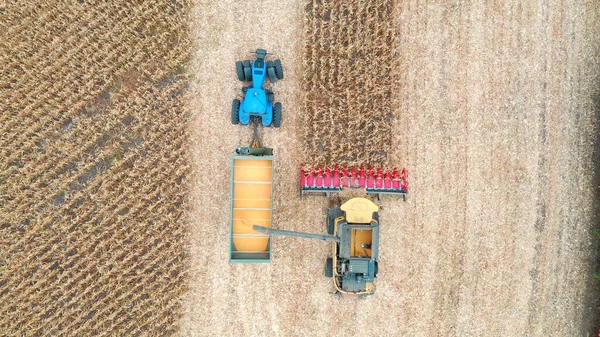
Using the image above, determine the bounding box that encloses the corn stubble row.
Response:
[1,1,192,335]
[302,0,397,167]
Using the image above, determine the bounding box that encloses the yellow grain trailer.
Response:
[229,152,274,262]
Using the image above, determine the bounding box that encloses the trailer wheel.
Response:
[274,59,284,79]
[243,60,252,81]
[325,258,333,277]
[272,102,282,128]
[231,99,240,125]
[235,61,245,81]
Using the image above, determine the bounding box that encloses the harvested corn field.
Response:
[302,1,397,166]
[1,1,192,335]
[184,0,600,336]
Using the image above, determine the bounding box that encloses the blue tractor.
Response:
[232,49,283,127]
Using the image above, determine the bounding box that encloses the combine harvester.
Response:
[254,197,381,295]
[300,164,408,200]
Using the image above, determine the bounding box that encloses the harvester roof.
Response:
[340,198,379,223]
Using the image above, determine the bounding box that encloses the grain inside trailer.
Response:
[229,155,274,262]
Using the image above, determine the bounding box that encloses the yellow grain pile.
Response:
[302,0,397,167]
[1,1,191,335]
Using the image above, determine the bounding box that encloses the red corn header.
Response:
[300,164,408,200]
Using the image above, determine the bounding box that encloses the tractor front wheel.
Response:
[274,59,283,79]
[235,61,245,81]
[272,102,282,128]
[231,99,240,125]
[325,258,333,277]
[243,60,252,81]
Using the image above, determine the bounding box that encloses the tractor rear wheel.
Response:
[274,59,283,79]
[267,61,277,83]
[243,60,252,81]
[235,61,245,81]
[231,99,240,125]
[272,102,282,128]
[325,258,333,277]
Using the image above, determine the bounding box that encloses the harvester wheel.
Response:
[327,208,343,234]
[243,60,252,81]
[325,258,333,277]
[267,61,277,83]
[235,61,245,81]
[327,216,335,235]
[272,102,282,128]
[231,99,240,125]
[274,59,283,79]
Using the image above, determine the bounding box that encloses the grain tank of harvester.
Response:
[254,197,380,295]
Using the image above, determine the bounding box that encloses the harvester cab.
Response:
[253,197,381,295]
[232,48,283,128]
